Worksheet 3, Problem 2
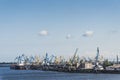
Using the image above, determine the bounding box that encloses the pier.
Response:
[10,48,120,74]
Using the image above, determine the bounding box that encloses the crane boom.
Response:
[71,48,79,63]
[96,47,99,62]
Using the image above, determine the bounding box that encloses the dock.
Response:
[10,48,120,74]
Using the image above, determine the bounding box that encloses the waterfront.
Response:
[0,67,120,80]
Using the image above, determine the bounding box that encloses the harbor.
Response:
[1,0,120,80]
[10,47,120,74]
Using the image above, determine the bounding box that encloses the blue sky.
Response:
[0,0,120,62]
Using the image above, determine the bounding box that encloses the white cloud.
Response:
[83,31,94,37]
[39,30,48,36]
[66,34,72,39]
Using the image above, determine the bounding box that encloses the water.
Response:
[0,67,120,80]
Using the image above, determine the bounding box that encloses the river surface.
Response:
[0,67,120,80]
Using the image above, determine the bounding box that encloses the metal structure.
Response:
[94,47,104,70]
[44,53,49,65]
[49,55,55,64]
[71,48,79,64]
[95,47,99,62]
[117,55,119,64]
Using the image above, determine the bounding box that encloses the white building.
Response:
[106,64,120,70]
[79,62,94,69]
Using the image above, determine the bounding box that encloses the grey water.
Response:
[0,67,120,80]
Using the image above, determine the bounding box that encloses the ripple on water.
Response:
[0,67,120,80]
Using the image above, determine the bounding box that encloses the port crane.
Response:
[95,47,99,64]
[116,55,119,64]
[59,56,65,65]
[43,53,56,65]
[44,53,49,65]
[72,48,78,64]
[94,47,104,70]
[14,54,26,64]
[49,55,55,64]
[29,56,35,64]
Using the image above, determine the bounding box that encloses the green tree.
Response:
[103,59,113,69]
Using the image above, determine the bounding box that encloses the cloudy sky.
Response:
[0,0,120,62]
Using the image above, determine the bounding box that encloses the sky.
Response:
[0,0,120,62]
